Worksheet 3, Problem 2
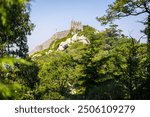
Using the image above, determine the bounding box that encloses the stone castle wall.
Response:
[30,20,83,55]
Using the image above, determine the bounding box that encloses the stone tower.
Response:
[71,20,83,32]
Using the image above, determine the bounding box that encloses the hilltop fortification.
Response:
[71,20,83,31]
[30,21,83,55]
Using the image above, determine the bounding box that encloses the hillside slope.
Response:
[29,30,70,55]
[30,20,84,55]
[30,24,147,100]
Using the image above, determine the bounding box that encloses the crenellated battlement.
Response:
[71,20,83,31]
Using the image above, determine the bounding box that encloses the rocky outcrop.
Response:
[57,34,90,51]
[29,30,70,55]
[29,20,86,55]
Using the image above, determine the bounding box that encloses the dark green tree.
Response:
[79,29,123,99]
[97,0,150,99]
[113,38,147,99]
[37,52,81,99]
[0,0,39,100]
[0,0,34,58]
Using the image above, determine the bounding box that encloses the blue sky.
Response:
[28,0,146,52]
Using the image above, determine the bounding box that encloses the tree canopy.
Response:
[0,0,34,58]
[97,0,150,99]
[97,0,150,25]
[0,0,150,100]
[0,0,39,99]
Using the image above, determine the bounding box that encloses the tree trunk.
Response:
[147,15,150,77]
[146,14,150,99]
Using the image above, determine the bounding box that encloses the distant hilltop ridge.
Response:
[29,20,83,55]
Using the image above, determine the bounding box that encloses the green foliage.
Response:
[0,57,31,68]
[32,24,148,99]
[0,57,39,99]
[97,0,150,25]
[97,0,150,99]
[0,83,22,99]
[0,0,34,58]
[112,39,147,99]
[37,52,82,99]
[0,0,39,100]
[0,0,149,99]
[77,31,122,99]
[1,21,147,99]
[78,25,96,39]
[0,0,28,25]
[48,33,73,50]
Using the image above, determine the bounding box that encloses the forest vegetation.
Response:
[0,0,150,100]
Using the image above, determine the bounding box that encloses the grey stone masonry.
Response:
[71,20,83,31]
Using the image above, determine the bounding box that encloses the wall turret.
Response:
[71,20,83,32]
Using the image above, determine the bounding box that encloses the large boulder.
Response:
[71,34,78,41]
[65,38,72,44]
[78,35,90,44]
[57,34,90,51]
[57,42,68,51]
[29,30,70,55]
